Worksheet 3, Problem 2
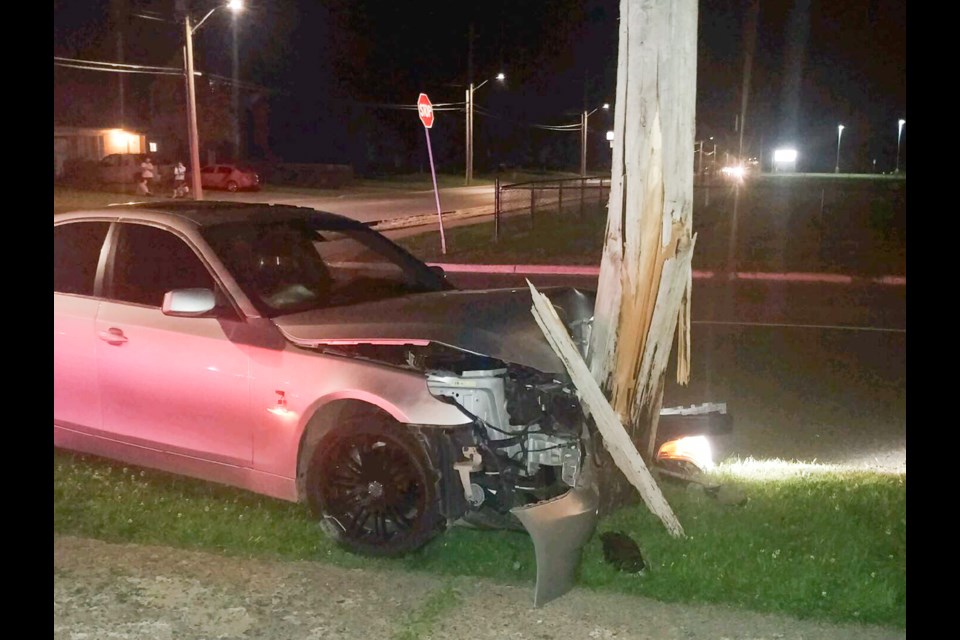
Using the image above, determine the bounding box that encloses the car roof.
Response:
[53,200,371,231]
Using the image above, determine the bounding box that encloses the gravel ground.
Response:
[54,535,905,640]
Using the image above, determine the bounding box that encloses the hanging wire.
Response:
[55,54,594,135]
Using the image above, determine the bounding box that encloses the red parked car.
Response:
[196,164,261,192]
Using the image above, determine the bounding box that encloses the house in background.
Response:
[53,126,148,178]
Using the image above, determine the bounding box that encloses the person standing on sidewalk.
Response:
[172,160,189,198]
[140,156,156,195]
[136,174,151,196]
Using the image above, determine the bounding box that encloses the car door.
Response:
[217,166,233,189]
[200,166,217,189]
[95,221,254,466]
[54,220,111,432]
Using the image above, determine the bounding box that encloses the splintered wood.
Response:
[553,0,699,524]
[528,282,685,538]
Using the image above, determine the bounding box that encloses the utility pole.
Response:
[588,0,698,521]
[737,0,759,164]
[111,0,126,128]
[466,84,473,184]
[232,13,240,161]
[581,110,588,176]
[465,22,474,185]
[184,14,204,199]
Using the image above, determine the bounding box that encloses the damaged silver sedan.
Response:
[55,202,608,604]
[54,202,734,603]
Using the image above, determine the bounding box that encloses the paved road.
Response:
[207,184,497,224]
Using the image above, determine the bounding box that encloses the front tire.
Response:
[306,413,444,557]
[226,180,239,192]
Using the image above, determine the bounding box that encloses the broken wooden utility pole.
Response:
[529,283,685,538]
[587,0,699,519]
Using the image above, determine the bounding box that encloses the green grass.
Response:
[53,186,143,214]
[396,180,905,276]
[54,450,905,629]
[399,207,608,265]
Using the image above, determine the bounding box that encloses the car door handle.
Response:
[98,327,129,345]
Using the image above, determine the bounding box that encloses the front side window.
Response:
[54,221,110,296]
[109,224,214,307]
[202,219,446,317]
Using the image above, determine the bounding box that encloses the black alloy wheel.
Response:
[306,416,443,557]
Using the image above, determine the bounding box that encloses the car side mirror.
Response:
[162,288,217,317]
[429,265,446,280]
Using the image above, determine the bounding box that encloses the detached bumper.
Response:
[511,480,599,607]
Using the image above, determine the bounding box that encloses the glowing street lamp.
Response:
[580,103,609,176]
[895,119,905,174]
[466,72,505,185]
[834,124,845,174]
[183,0,244,200]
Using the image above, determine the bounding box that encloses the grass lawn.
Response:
[54,450,905,629]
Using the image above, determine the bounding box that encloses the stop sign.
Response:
[417,93,434,128]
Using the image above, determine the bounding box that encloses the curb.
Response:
[428,263,906,287]
[370,205,496,231]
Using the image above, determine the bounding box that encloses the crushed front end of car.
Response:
[281,284,729,606]
[424,361,600,606]
[417,287,599,606]
[294,286,600,605]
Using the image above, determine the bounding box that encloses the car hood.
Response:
[273,286,594,374]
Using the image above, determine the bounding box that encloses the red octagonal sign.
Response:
[417,93,434,129]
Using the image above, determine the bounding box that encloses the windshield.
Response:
[202,218,449,317]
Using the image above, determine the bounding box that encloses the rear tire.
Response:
[305,413,444,557]
[226,180,239,192]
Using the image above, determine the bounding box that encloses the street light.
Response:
[465,72,505,185]
[834,124,844,174]
[895,118,905,174]
[183,0,244,200]
[580,103,609,176]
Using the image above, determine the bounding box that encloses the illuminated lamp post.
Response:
[895,118,905,174]
[183,0,244,200]
[580,103,609,176]
[834,124,844,174]
[466,72,505,185]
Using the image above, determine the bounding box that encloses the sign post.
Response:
[418,92,446,254]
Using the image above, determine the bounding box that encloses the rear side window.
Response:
[109,224,214,307]
[54,222,110,296]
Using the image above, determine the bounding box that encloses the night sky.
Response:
[53,0,906,174]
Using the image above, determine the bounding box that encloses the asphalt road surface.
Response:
[208,184,497,224]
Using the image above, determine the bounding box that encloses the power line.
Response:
[54,56,271,92]
[54,62,183,76]
[54,56,179,73]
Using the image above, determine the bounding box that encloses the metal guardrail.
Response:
[494,176,610,240]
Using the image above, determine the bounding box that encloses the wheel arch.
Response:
[295,398,404,502]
